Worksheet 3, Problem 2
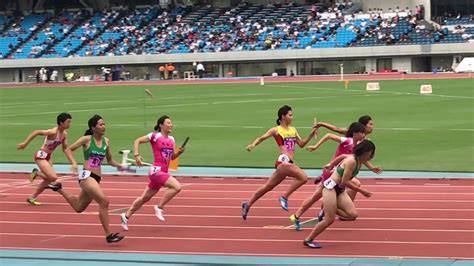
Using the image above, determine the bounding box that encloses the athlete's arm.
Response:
[172,147,185,160]
[341,159,372,197]
[61,132,68,153]
[317,122,347,135]
[105,138,122,170]
[64,136,89,175]
[295,127,318,148]
[246,127,276,151]
[17,129,53,150]
[133,135,149,166]
[364,161,383,174]
[307,133,341,152]
[323,153,349,170]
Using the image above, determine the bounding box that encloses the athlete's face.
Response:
[353,131,365,142]
[359,149,374,163]
[93,119,106,135]
[283,111,293,124]
[161,118,173,133]
[60,119,72,129]
[365,120,374,134]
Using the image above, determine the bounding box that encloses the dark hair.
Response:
[57,112,72,125]
[358,115,372,126]
[276,105,292,125]
[84,114,102,135]
[354,139,376,159]
[345,122,366,137]
[154,115,170,132]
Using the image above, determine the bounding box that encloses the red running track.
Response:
[0,172,473,259]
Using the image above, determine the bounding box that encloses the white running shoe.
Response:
[120,213,129,231]
[154,206,165,221]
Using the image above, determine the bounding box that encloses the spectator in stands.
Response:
[311,4,317,18]
[166,63,176,79]
[51,70,58,82]
[158,65,166,80]
[35,70,40,83]
[101,67,111,81]
[416,6,422,20]
[196,62,205,79]
[40,68,47,83]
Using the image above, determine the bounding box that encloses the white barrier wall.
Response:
[1,43,472,69]
[0,43,473,82]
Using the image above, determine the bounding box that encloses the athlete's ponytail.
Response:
[276,105,292,125]
[154,115,170,132]
[84,114,102,135]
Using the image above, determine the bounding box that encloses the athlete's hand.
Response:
[177,147,185,155]
[116,164,125,171]
[307,145,317,152]
[322,163,332,171]
[371,166,383,174]
[135,156,144,167]
[17,142,27,150]
[71,163,78,175]
[361,190,372,198]
[246,144,255,151]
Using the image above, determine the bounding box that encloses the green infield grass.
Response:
[0,78,472,172]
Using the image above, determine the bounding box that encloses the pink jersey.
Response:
[320,137,355,182]
[148,132,175,173]
[333,137,354,158]
[43,131,64,152]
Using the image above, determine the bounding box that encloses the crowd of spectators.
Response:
[0,3,473,59]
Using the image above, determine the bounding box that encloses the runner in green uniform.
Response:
[51,114,125,243]
[303,140,376,249]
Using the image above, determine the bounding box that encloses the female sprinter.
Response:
[120,115,185,231]
[242,105,318,220]
[303,139,375,248]
[315,115,381,199]
[317,115,374,137]
[53,114,124,243]
[17,112,72,205]
[290,122,366,230]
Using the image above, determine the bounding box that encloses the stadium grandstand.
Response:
[0,0,473,81]
[1,1,474,265]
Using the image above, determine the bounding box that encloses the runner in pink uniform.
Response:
[17,113,72,205]
[120,115,185,231]
[316,115,382,201]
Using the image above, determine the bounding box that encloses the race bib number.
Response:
[149,166,161,175]
[161,148,174,164]
[277,154,290,163]
[284,138,296,152]
[79,170,91,180]
[87,156,102,168]
[323,178,337,189]
[36,150,48,159]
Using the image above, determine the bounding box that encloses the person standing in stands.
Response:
[196,62,205,78]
